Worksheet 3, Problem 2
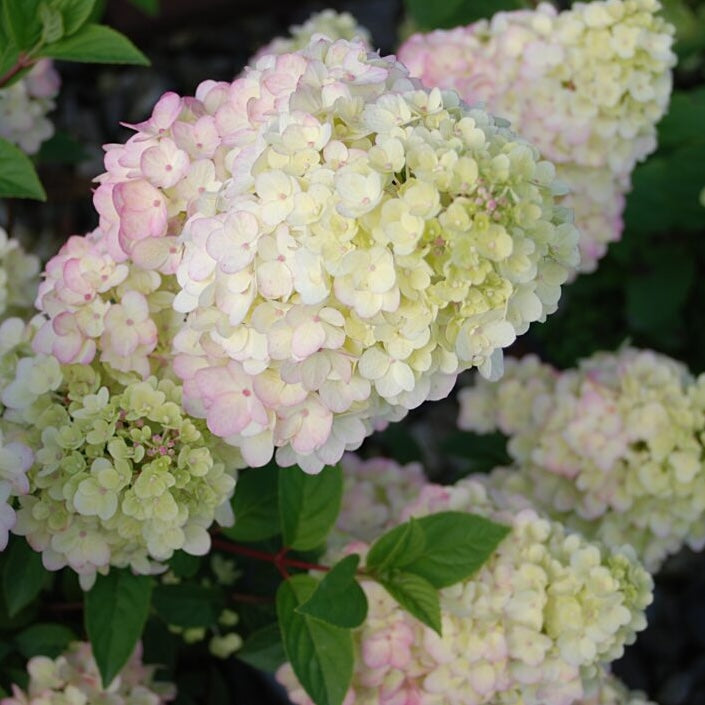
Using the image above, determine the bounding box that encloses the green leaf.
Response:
[403,512,510,588]
[277,575,354,705]
[2,0,43,49]
[404,0,523,30]
[39,2,65,44]
[127,0,159,15]
[366,517,426,574]
[85,570,152,688]
[297,554,367,629]
[0,137,47,201]
[37,131,89,165]
[167,551,201,579]
[237,622,286,672]
[0,39,20,80]
[278,464,343,552]
[152,583,224,628]
[15,623,75,658]
[48,0,96,36]
[379,571,441,634]
[624,142,705,234]
[626,250,695,335]
[2,538,46,617]
[40,23,149,65]
[367,512,510,589]
[223,466,280,542]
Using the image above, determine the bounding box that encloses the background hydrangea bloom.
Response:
[0,318,239,586]
[277,459,653,705]
[0,641,175,705]
[0,59,60,154]
[458,349,705,571]
[398,0,676,271]
[0,228,41,322]
[251,9,371,61]
[49,37,579,473]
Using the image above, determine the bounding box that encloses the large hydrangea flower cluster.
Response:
[278,456,653,705]
[0,59,60,154]
[252,9,371,61]
[47,37,579,473]
[0,318,237,585]
[0,228,41,322]
[0,642,175,705]
[398,0,676,271]
[458,349,705,571]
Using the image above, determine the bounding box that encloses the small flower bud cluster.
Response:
[0,59,60,154]
[398,0,675,271]
[458,349,705,571]
[61,37,578,473]
[0,642,175,705]
[252,10,371,61]
[278,457,653,705]
[0,228,41,322]
[0,320,238,585]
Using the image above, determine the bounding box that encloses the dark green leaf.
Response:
[657,88,705,152]
[2,538,46,617]
[0,40,20,80]
[39,2,65,44]
[167,551,201,579]
[441,431,510,470]
[624,142,705,234]
[127,0,159,15]
[379,571,441,634]
[404,0,524,30]
[40,23,149,65]
[152,583,224,628]
[277,575,353,705]
[15,623,75,658]
[237,622,286,672]
[223,466,280,542]
[37,131,89,164]
[0,137,47,201]
[402,512,510,588]
[297,554,367,629]
[85,570,152,688]
[278,464,343,552]
[2,0,43,49]
[626,251,695,335]
[48,0,96,35]
[365,517,426,574]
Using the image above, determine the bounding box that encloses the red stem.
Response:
[0,54,35,90]
[212,538,331,574]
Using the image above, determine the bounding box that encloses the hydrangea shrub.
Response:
[0,1,692,704]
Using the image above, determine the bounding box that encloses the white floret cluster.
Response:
[0,59,60,154]
[278,457,653,705]
[0,228,41,322]
[0,317,238,585]
[0,642,175,705]
[55,37,579,473]
[398,0,676,271]
[458,349,705,571]
[252,9,371,61]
